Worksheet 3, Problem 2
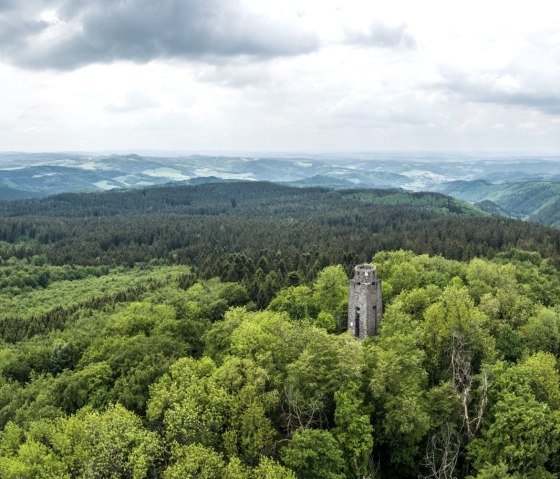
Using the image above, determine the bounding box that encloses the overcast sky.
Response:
[0,0,559,153]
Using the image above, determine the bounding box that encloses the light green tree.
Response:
[313,265,348,331]
[268,286,318,322]
[163,444,225,479]
[280,428,345,479]
[333,384,374,479]
[252,457,296,479]
[369,303,430,469]
[468,394,559,476]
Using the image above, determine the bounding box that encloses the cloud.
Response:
[431,32,560,116]
[195,63,272,88]
[345,22,416,49]
[438,69,560,116]
[0,0,319,70]
[0,1,49,49]
[104,92,159,113]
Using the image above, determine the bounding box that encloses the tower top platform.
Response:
[352,264,377,284]
[354,264,376,272]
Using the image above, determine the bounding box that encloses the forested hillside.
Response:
[432,180,560,227]
[1,182,560,308]
[0,250,559,478]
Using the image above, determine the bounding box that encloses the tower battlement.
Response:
[348,264,383,339]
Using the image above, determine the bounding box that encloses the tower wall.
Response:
[375,279,383,334]
[348,264,382,339]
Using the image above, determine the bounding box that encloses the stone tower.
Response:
[348,264,383,339]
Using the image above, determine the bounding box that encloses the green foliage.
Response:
[0,264,191,342]
[1,250,560,478]
[470,463,556,479]
[280,429,345,479]
[147,356,277,462]
[252,457,296,479]
[519,307,560,356]
[422,284,495,381]
[469,393,559,475]
[54,362,113,412]
[0,404,162,479]
[315,310,337,333]
[2,181,560,299]
[268,286,318,322]
[369,303,430,468]
[313,265,348,329]
[225,309,311,387]
[469,353,560,477]
[333,383,374,478]
[287,330,364,409]
[164,444,225,479]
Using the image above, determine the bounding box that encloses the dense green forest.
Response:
[1,182,560,307]
[0,250,559,478]
[0,182,560,478]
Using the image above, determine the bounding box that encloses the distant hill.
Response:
[286,175,357,188]
[433,180,496,202]
[430,180,560,227]
[2,152,560,229]
[0,181,485,219]
[0,186,43,201]
[530,197,560,228]
[0,153,419,200]
[475,200,511,217]
[2,181,560,274]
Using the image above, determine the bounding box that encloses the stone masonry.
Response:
[348,264,383,339]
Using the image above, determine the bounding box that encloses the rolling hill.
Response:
[431,180,560,227]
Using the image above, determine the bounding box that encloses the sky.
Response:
[0,0,559,153]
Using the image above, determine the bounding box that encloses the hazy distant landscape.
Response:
[2,152,560,227]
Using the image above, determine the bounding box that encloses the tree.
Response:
[315,311,336,333]
[226,310,311,388]
[420,423,461,479]
[519,308,560,356]
[283,330,364,434]
[313,265,348,331]
[390,263,421,296]
[369,304,430,469]
[147,357,229,449]
[0,404,161,479]
[79,405,162,478]
[468,394,559,476]
[422,284,495,383]
[280,428,345,479]
[268,286,318,322]
[148,356,277,462]
[333,383,374,479]
[0,440,69,479]
[253,457,296,479]
[163,444,225,479]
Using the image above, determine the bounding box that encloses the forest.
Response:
[1,181,560,306]
[0,182,559,478]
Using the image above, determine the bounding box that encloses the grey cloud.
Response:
[438,69,560,115]
[0,0,26,12]
[484,93,560,115]
[0,0,50,47]
[345,22,416,49]
[0,0,319,70]
[0,1,13,11]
